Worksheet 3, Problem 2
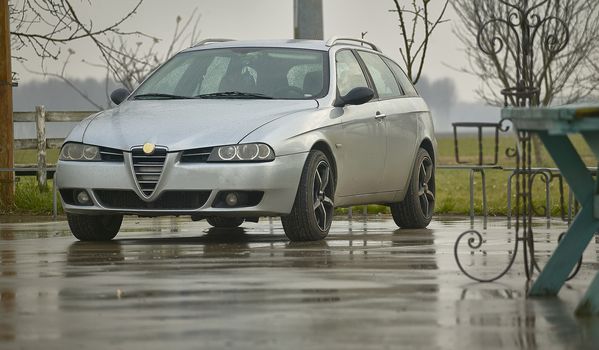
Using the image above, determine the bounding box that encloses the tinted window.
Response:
[135,48,328,100]
[335,50,369,96]
[357,51,402,99]
[382,57,419,97]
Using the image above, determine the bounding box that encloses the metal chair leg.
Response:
[531,170,552,228]
[568,188,574,225]
[52,174,58,221]
[543,172,551,227]
[481,169,488,229]
[507,171,517,229]
[469,169,475,227]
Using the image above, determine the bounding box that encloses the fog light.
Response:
[76,190,91,205]
[225,192,238,207]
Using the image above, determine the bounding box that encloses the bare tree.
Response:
[9,0,149,73]
[389,0,449,84]
[91,11,202,92]
[453,0,599,107]
[17,4,201,108]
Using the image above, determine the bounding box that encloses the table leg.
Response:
[576,132,599,315]
[576,272,599,316]
[529,133,599,296]
[530,202,599,296]
[581,132,599,220]
[538,133,595,201]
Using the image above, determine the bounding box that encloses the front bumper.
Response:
[56,152,308,216]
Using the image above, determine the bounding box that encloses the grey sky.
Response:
[14,0,480,102]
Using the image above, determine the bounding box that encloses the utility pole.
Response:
[0,0,14,207]
[294,0,323,40]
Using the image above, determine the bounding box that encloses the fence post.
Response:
[35,105,47,192]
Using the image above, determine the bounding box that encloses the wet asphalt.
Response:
[1,216,599,350]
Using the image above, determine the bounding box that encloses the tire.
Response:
[390,148,435,229]
[282,150,335,241]
[66,213,123,241]
[206,217,244,228]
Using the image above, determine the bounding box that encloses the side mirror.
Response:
[110,88,131,105]
[334,87,374,107]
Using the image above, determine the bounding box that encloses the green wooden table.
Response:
[502,103,599,316]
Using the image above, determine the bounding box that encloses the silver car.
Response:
[56,38,436,242]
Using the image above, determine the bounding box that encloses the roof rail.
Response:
[192,38,234,47]
[325,37,381,52]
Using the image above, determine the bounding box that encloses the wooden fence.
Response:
[13,107,97,189]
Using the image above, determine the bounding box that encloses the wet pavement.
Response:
[1,216,599,350]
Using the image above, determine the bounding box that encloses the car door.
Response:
[356,51,419,194]
[334,50,388,197]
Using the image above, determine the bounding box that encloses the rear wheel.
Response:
[67,213,123,241]
[282,150,335,241]
[206,217,244,228]
[390,148,435,229]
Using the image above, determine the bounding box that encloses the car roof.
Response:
[182,39,359,53]
[183,37,381,53]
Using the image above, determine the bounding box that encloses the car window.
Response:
[382,57,419,97]
[335,50,369,96]
[198,56,231,94]
[142,57,194,95]
[134,48,329,100]
[357,51,402,99]
[287,64,323,97]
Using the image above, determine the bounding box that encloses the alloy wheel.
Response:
[312,160,334,231]
[417,156,435,218]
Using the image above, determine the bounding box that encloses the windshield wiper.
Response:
[195,91,273,99]
[133,93,193,100]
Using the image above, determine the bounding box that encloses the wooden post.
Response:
[294,0,323,40]
[0,0,14,207]
[36,105,47,192]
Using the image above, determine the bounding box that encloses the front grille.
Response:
[180,147,213,163]
[131,147,167,196]
[99,147,124,162]
[95,190,210,210]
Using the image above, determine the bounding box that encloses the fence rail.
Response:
[8,108,98,218]
[13,108,97,186]
[13,110,95,123]
[14,110,96,152]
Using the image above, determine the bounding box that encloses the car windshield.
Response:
[133,47,328,100]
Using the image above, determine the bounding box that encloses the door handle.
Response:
[374,112,387,121]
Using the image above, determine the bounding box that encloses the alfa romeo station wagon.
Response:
[56,38,437,242]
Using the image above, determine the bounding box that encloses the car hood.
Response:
[81,99,318,151]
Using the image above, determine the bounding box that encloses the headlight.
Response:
[208,143,275,162]
[59,143,101,161]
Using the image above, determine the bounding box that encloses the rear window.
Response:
[357,51,402,99]
[381,57,419,97]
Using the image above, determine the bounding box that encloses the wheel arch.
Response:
[419,137,436,166]
[310,141,338,184]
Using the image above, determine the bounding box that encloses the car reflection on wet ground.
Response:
[1,216,598,349]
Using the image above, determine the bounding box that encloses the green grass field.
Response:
[2,133,596,216]
[434,134,594,216]
[14,149,60,165]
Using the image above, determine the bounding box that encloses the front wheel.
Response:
[390,148,435,229]
[66,213,123,241]
[282,150,335,241]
